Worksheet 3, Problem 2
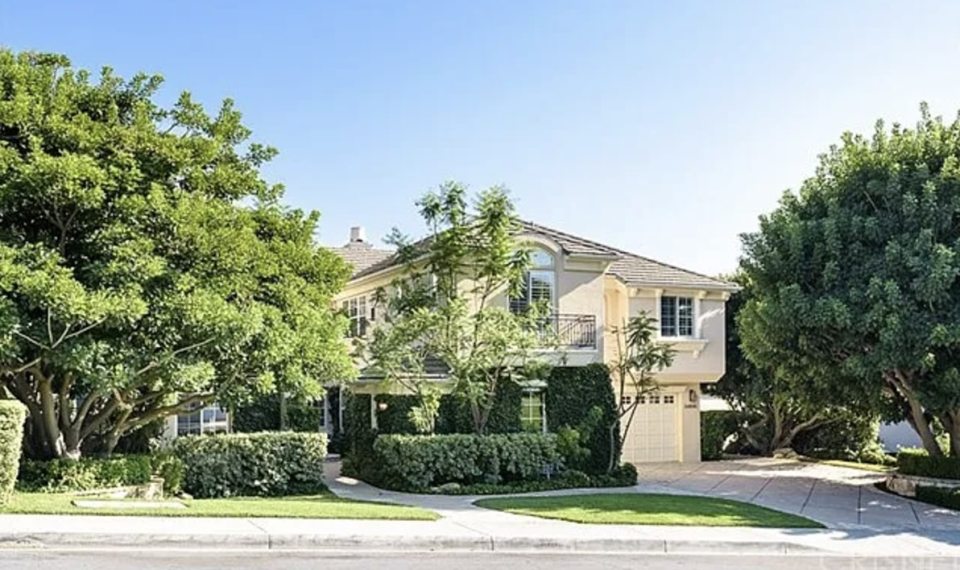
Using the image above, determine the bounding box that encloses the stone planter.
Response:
[885,472,960,498]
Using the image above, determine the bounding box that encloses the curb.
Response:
[0,532,827,555]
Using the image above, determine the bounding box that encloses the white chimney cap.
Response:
[349,226,366,243]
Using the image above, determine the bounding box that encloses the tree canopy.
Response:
[360,182,551,435]
[0,50,353,459]
[711,272,876,455]
[739,104,960,457]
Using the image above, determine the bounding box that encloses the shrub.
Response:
[594,462,638,487]
[898,448,960,480]
[172,431,327,498]
[433,463,637,495]
[856,441,896,466]
[374,395,419,435]
[372,433,561,491]
[546,364,617,474]
[340,393,377,480]
[793,413,880,461]
[0,400,26,505]
[916,486,960,510]
[17,455,153,493]
[234,394,324,433]
[435,381,523,435]
[701,411,738,460]
[150,452,185,495]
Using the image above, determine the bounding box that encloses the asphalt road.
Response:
[1,551,959,570]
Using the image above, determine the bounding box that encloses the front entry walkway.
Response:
[324,456,960,532]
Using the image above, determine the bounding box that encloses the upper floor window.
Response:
[660,295,694,337]
[342,295,370,337]
[509,247,556,314]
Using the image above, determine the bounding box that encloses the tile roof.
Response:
[330,242,393,276]
[609,253,737,291]
[334,219,737,291]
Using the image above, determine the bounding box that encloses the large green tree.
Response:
[739,105,960,458]
[0,50,352,459]
[712,272,875,455]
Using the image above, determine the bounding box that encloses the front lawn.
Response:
[1,491,438,520]
[475,493,822,528]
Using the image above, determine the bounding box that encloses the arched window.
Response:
[509,247,556,314]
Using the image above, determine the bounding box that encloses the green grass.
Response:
[474,493,823,528]
[0,491,438,520]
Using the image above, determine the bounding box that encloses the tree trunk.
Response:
[279,392,288,431]
[607,421,619,473]
[609,402,639,473]
[884,371,942,457]
[940,410,960,458]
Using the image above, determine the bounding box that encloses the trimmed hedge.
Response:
[340,393,376,480]
[173,432,327,498]
[0,401,26,505]
[372,433,562,491]
[17,455,153,493]
[546,364,617,474]
[701,411,738,460]
[435,463,637,495]
[436,381,523,435]
[234,394,324,433]
[375,395,419,434]
[897,448,960,480]
[916,486,960,511]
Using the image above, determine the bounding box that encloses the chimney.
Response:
[349,226,366,244]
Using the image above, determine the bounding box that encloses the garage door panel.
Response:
[621,394,679,463]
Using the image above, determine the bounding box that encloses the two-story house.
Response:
[332,222,737,463]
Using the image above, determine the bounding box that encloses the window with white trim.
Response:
[520,391,546,433]
[660,296,694,337]
[315,396,327,429]
[177,403,229,436]
[509,248,555,314]
[341,295,369,338]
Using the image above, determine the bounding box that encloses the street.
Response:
[2,551,960,570]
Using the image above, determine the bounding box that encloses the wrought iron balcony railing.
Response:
[533,313,597,350]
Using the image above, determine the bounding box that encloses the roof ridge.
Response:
[517,219,620,255]
[345,218,736,290]
[517,219,733,288]
[613,250,734,288]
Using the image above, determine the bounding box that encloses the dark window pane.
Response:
[660,296,677,336]
[678,297,694,336]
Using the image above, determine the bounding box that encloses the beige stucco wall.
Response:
[620,290,726,385]
[679,383,702,462]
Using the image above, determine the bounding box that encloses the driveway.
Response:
[325,457,960,532]
[633,458,960,531]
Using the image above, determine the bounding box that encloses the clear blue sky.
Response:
[2,1,959,275]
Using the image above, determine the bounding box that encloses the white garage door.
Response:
[621,393,679,463]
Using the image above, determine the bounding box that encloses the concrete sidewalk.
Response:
[2,512,960,556]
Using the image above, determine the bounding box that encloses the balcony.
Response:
[533,313,597,350]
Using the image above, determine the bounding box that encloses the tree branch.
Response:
[134,338,215,377]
